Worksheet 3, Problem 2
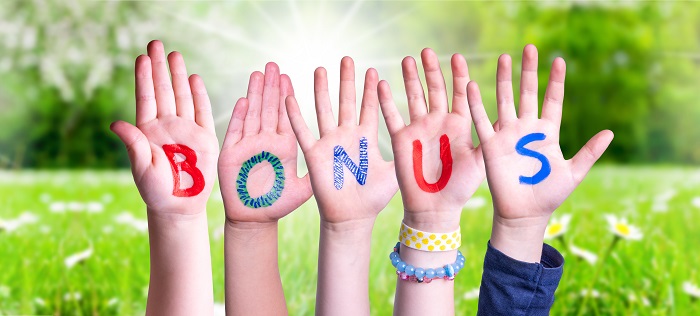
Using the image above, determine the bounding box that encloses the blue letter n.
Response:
[333,137,368,190]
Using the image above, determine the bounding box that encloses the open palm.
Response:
[378,49,485,228]
[467,45,614,222]
[286,57,398,223]
[219,63,312,223]
[111,40,218,215]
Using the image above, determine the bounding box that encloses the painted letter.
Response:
[412,134,453,193]
[162,144,205,197]
[515,132,551,185]
[236,151,285,208]
[333,137,368,190]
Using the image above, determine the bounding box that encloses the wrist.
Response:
[146,207,208,225]
[225,219,279,243]
[402,209,461,232]
[490,213,550,263]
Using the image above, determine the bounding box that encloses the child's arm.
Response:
[466,44,613,314]
[218,63,313,316]
[110,40,218,315]
[377,49,486,315]
[285,57,399,316]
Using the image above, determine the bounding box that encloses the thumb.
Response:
[571,130,614,184]
[110,121,152,173]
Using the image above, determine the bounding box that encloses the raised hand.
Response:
[111,40,218,215]
[219,63,312,316]
[286,57,398,224]
[378,48,485,232]
[218,63,312,224]
[110,40,216,315]
[285,57,398,316]
[466,44,613,261]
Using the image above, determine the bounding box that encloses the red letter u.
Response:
[412,134,453,193]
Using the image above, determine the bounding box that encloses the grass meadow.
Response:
[1,166,700,315]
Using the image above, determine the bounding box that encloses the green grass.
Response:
[1,166,700,315]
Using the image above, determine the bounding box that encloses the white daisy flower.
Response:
[86,201,104,213]
[580,288,601,298]
[462,287,480,300]
[0,212,39,233]
[107,297,119,306]
[568,243,598,265]
[683,281,700,298]
[65,247,93,269]
[464,196,486,210]
[544,214,572,240]
[691,197,700,209]
[605,214,643,240]
[34,297,46,306]
[115,212,148,232]
[63,292,81,301]
[49,201,66,213]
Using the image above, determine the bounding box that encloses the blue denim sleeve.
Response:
[476,241,564,316]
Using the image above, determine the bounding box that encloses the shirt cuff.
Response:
[485,240,564,286]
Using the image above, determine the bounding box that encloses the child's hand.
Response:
[285,57,398,225]
[218,63,312,224]
[111,40,218,215]
[378,49,485,231]
[467,45,613,261]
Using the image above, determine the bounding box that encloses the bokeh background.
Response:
[1,0,700,315]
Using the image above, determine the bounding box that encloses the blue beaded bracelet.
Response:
[390,242,465,283]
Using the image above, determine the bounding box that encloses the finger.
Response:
[147,40,176,117]
[261,62,280,132]
[189,75,215,132]
[338,57,357,126]
[496,54,517,125]
[314,67,336,136]
[466,81,495,141]
[222,98,249,149]
[518,44,539,119]
[110,121,152,173]
[541,57,566,127]
[285,96,316,152]
[401,56,428,122]
[378,80,406,136]
[167,51,194,120]
[421,48,448,113]
[134,55,157,126]
[243,71,264,136]
[277,74,294,135]
[571,130,614,184]
[450,53,471,117]
[359,68,379,131]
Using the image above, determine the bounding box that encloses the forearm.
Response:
[225,220,287,316]
[146,209,214,316]
[393,211,461,316]
[316,218,375,316]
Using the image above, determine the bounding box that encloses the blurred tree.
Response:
[0,0,153,168]
[526,2,700,163]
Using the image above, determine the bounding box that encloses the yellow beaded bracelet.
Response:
[398,221,461,252]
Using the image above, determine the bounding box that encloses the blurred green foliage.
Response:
[0,1,699,168]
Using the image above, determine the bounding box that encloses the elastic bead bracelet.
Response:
[389,242,465,283]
